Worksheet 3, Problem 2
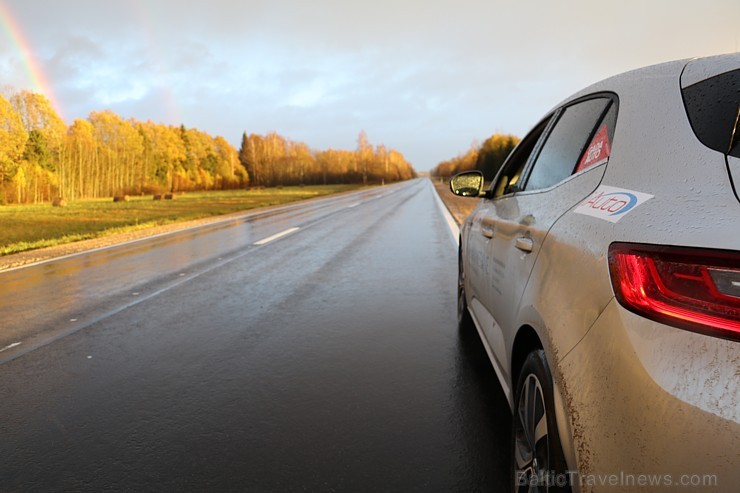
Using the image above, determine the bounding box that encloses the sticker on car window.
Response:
[575,123,610,173]
[573,185,653,223]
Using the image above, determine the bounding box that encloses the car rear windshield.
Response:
[682,68,740,158]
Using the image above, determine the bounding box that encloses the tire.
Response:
[457,245,475,332]
[511,350,571,492]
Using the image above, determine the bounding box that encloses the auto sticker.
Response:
[573,185,653,223]
[575,123,610,173]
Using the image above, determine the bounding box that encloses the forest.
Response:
[0,91,416,205]
[430,133,520,181]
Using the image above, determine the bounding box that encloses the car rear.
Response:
[555,54,739,491]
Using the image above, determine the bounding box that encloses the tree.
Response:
[430,133,520,180]
[138,121,186,192]
[0,94,28,202]
[240,133,265,186]
[88,110,143,196]
[214,135,247,188]
[356,130,371,185]
[1,90,417,205]
[10,91,65,150]
[64,118,96,199]
[10,91,66,200]
[476,134,520,181]
[238,132,254,184]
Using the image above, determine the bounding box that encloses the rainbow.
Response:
[0,1,64,120]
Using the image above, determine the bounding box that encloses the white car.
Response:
[451,53,739,492]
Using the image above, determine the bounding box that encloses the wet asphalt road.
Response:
[0,179,511,492]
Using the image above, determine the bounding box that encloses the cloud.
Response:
[4,0,740,168]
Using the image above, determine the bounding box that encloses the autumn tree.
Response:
[138,121,186,193]
[356,130,371,185]
[0,89,416,204]
[88,110,144,196]
[0,95,28,202]
[430,133,520,180]
[63,119,95,199]
[214,135,247,188]
[238,132,256,185]
[10,91,65,154]
[6,91,67,202]
[476,134,520,181]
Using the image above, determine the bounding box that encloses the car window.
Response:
[490,116,552,198]
[682,68,740,158]
[524,98,611,191]
[574,103,617,173]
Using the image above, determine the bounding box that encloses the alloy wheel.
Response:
[514,373,550,492]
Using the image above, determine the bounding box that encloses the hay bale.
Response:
[52,197,68,207]
[164,193,175,200]
[153,194,163,200]
[113,195,130,202]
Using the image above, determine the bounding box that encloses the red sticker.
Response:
[576,123,611,173]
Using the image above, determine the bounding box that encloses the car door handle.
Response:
[481,217,496,238]
[515,237,533,252]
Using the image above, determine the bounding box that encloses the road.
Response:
[0,179,510,492]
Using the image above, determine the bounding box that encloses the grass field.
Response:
[0,185,365,255]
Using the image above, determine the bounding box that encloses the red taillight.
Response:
[608,243,740,342]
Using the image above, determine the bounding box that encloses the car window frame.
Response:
[519,93,619,194]
[488,92,619,200]
[486,114,556,199]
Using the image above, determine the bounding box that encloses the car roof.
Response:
[553,58,690,111]
[682,52,740,87]
[554,53,740,110]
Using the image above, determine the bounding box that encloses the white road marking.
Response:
[0,342,22,353]
[253,227,300,246]
[347,202,361,208]
[429,180,459,246]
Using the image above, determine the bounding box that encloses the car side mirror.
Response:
[450,171,484,197]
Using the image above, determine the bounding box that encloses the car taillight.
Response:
[608,243,740,342]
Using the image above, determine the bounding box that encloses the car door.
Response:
[475,96,617,382]
[465,116,552,359]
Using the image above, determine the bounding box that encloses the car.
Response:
[450,53,739,492]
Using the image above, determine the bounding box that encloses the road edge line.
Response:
[428,179,459,247]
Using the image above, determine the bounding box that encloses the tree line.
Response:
[238,129,416,187]
[0,90,416,204]
[430,134,520,181]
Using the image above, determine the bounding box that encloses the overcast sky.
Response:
[2,0,739,170]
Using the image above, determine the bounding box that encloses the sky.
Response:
[1,0,739,171]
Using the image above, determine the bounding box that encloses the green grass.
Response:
[0,185,365,255]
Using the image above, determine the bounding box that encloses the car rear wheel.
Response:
[457,246,474,332]
[512,350,571,492]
